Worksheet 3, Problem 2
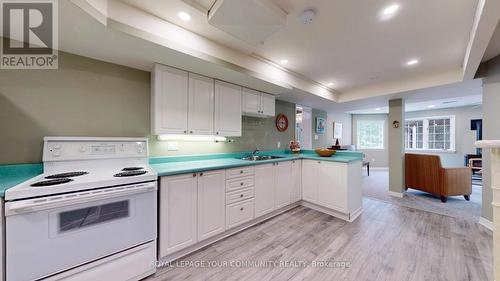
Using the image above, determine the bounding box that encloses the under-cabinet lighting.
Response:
[157,135,229,142]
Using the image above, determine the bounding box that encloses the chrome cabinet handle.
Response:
[193,173,196,177]
[184,130,187,133]
[240,182,244,186]
[199,172,203,176]
[240,194,244,198]
[240,207,244,211]
[190,130,193,134]
[240,170,244,174]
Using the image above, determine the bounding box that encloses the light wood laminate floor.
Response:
[144,198,493,281]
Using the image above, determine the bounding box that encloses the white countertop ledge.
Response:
[475,140,500,148]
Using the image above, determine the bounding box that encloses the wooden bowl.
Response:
[315,149,336,157]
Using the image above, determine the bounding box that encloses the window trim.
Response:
[356,119,385,150]
[404,115,456,152]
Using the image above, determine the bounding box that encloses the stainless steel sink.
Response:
[239,155,284,161]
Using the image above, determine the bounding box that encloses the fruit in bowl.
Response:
[315,149,336,157]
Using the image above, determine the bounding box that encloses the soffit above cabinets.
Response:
[207,0,287,45]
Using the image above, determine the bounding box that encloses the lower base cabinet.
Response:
[254,164,275,217]
[159,170,226,258]
[302,160,362,216]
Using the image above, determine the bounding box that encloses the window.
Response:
[405,116,455,151]
[357,120,385,149]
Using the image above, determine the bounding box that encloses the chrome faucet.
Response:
[251,149,260,157]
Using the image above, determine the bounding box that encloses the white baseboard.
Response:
[369,167,389,170]
[478,217,493,231]
[388,191,404,198]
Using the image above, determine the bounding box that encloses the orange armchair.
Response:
[405,153,472,203]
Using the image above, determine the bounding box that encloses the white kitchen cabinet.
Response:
[254,163,275,217]
[159,173,197,257]
[188,73,214,135]
[291,160,302,202]
[151,64,188,135]
[317,161,347,212]
[274,161,292,209]
[197,170,226,241]
[215,80,242,136]
[242,88,275,117]
[302,160,319,203]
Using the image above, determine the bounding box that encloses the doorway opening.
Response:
[296,105,312,150]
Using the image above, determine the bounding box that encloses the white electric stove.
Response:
[5,137,158,281]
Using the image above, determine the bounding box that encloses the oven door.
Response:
[5,181,157,281]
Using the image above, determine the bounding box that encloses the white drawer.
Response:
[226,176,254,192]
[226,199,254,229]
[226,187,254,205]
[226,166,254,179]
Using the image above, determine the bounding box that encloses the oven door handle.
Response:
[5,182,157,216]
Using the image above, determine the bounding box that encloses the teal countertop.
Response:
[0,163,43,197]
[0,150,362,197]
[150,150,363,177]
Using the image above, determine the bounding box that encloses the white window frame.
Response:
[356,119,385,150]
[405,115,456,153]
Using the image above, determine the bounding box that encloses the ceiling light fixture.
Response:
[327,82,334,87]
[427,104,436,108]
[406,59,419,66]
[379,3,400,20]
[178,11,191,21]
[376,108,381,111]
[280,59,288,64]
[383,4,400,15]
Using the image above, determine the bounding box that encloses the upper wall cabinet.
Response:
[151,64,216,136]
[151,64,189,135]
[242,88,275,118]
[214,80,242,136]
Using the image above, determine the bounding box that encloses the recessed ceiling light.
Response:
[178,11,191,21]
[383,4,400,15]
[379,3,400,20]
[280,59,288,64]
[327,82,334,87]
[406,59,419,66]
[427,104,436,108]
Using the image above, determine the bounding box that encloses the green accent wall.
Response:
[0,52,296,164]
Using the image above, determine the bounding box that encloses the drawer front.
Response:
[226,187,254,205]
[226,176,254,192]
[226,166,254,179]
[226,199,254,229]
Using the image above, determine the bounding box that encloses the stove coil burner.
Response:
[31,178,74,187]
[114,170,147,177]
[45,171,88,179]
[121,167,144,171]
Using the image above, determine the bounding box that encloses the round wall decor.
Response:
[275,114,289,132]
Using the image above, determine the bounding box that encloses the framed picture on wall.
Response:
[316,117,326,134]
[333,122,343,139]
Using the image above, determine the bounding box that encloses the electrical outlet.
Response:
[167,142,178,151]
[314,134,318,140]
[277,141,281,148]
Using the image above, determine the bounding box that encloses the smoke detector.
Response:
[299,9,316,24]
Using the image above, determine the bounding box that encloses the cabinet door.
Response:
[159,174,197,257]
[254,164,275,217]
[197,170,225,241]
[242,88,261,115]
[214,80,242,136]
[188,73,214,135]
[261,93,275,117]
[317,162,347,211]
[151,64,188,134]
[302,160,318,203]
[274,161,292,209]
[291,160,302,202]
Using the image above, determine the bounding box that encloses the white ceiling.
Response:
[331,79,483,114]
[121,0,479,92]
[483,20,500,61]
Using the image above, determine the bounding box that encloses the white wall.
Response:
[352,105,483,168]
[326,112,352,146]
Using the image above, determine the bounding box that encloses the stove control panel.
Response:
[43,138,149,161]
